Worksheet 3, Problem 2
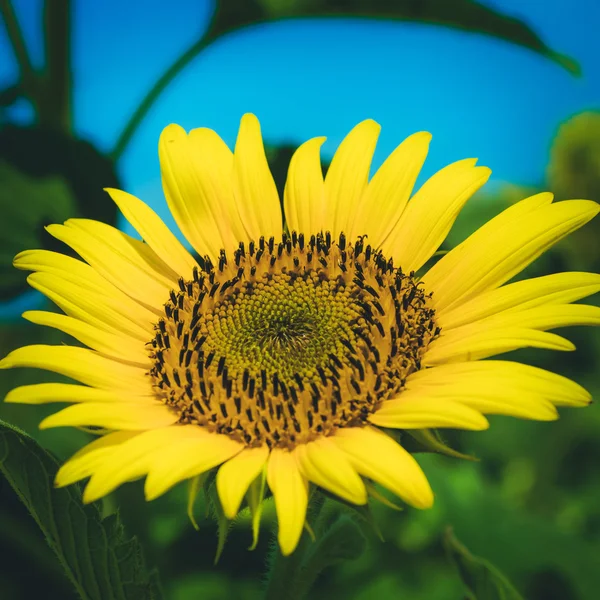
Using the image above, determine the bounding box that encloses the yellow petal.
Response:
[233,113,283,241]
[423,198,599,312]
[333,426,433,509]
[106,187,199,278]
[68,217,178,275]
[408,386,557,421]
[384,160,491,272]
[39,402,177,430]
[159,124,222,259]
[404,367,559,420]
[324,119,380,238]
[267,448,308,556]
[423,192,554,297]
[22,310,149,365]
[423,327,575,365]
[438,272,600,329]
[159,123,249,261]
[0,345,154,394]
[472,304,600,331]
[14,250,158,333]
[283,136,326,236]
[5,383,152,405]
[15,249,119,295]
[407,360,591,408]
[370,397,489,430]
[145,431,243,501]
[47,221,173,308]
[296,437,367,505]
[27,272,154,341]
[187,127,249,247]
[55,431,137,487]
[216,446,269,519]
[350,131,431,245]
[465,397,557,420]
[82,426,198,503]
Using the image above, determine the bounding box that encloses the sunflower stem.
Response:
[263,495,368,600]
[0,0,39,103]
[263,542,309,600]
[262,493,325,600]
[41,0,72,133]
[291,513,367,599]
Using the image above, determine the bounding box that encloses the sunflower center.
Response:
[148,232,439,449]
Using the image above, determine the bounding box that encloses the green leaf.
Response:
[0,126,120,227]
[0,126,121,301]
[264,495,367,600]
[249,0,579,74]
[0,161,76,300]
[396,428,478,461]
[293,514,367,599]
[186,473,209,531]
[210,0,578,75]
[444,527,524,599]
[203,475,232,563]
[347,502,385,543]
[545,110,600,281]
[0,125,122,303]
[0,419,163,600]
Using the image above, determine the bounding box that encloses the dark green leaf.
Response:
[293,514,367,598]
[444,527,524,600]
[0,161,75,299]
[212,0,578,74]
[264,496,366,600]
[0,83,21,107]
[395,428,478,461]
[0,126,121,301]
[202,474,231,563]
[0,126,120,226]
[0,419,163,600]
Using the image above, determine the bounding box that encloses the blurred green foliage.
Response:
[548,112,600,274]
[0,125,120,301]
[0,162,74,300]
[549,112,600,202]
[444,527,524,600]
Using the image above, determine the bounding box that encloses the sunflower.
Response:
[2,114,599,556]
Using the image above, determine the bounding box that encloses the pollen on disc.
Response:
[148,232,439,449]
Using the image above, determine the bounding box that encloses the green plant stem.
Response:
[110,37,211,161]
[263,544,309,600]
[0,0,38,97]
[42,0,72,133]
[110,2,266,161]
[263,495,325,600]
[292,515,368,599]
[263,497,368,600]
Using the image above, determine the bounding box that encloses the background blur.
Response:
[1,1,599,598]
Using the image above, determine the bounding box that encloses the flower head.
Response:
[2,114,599,555]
